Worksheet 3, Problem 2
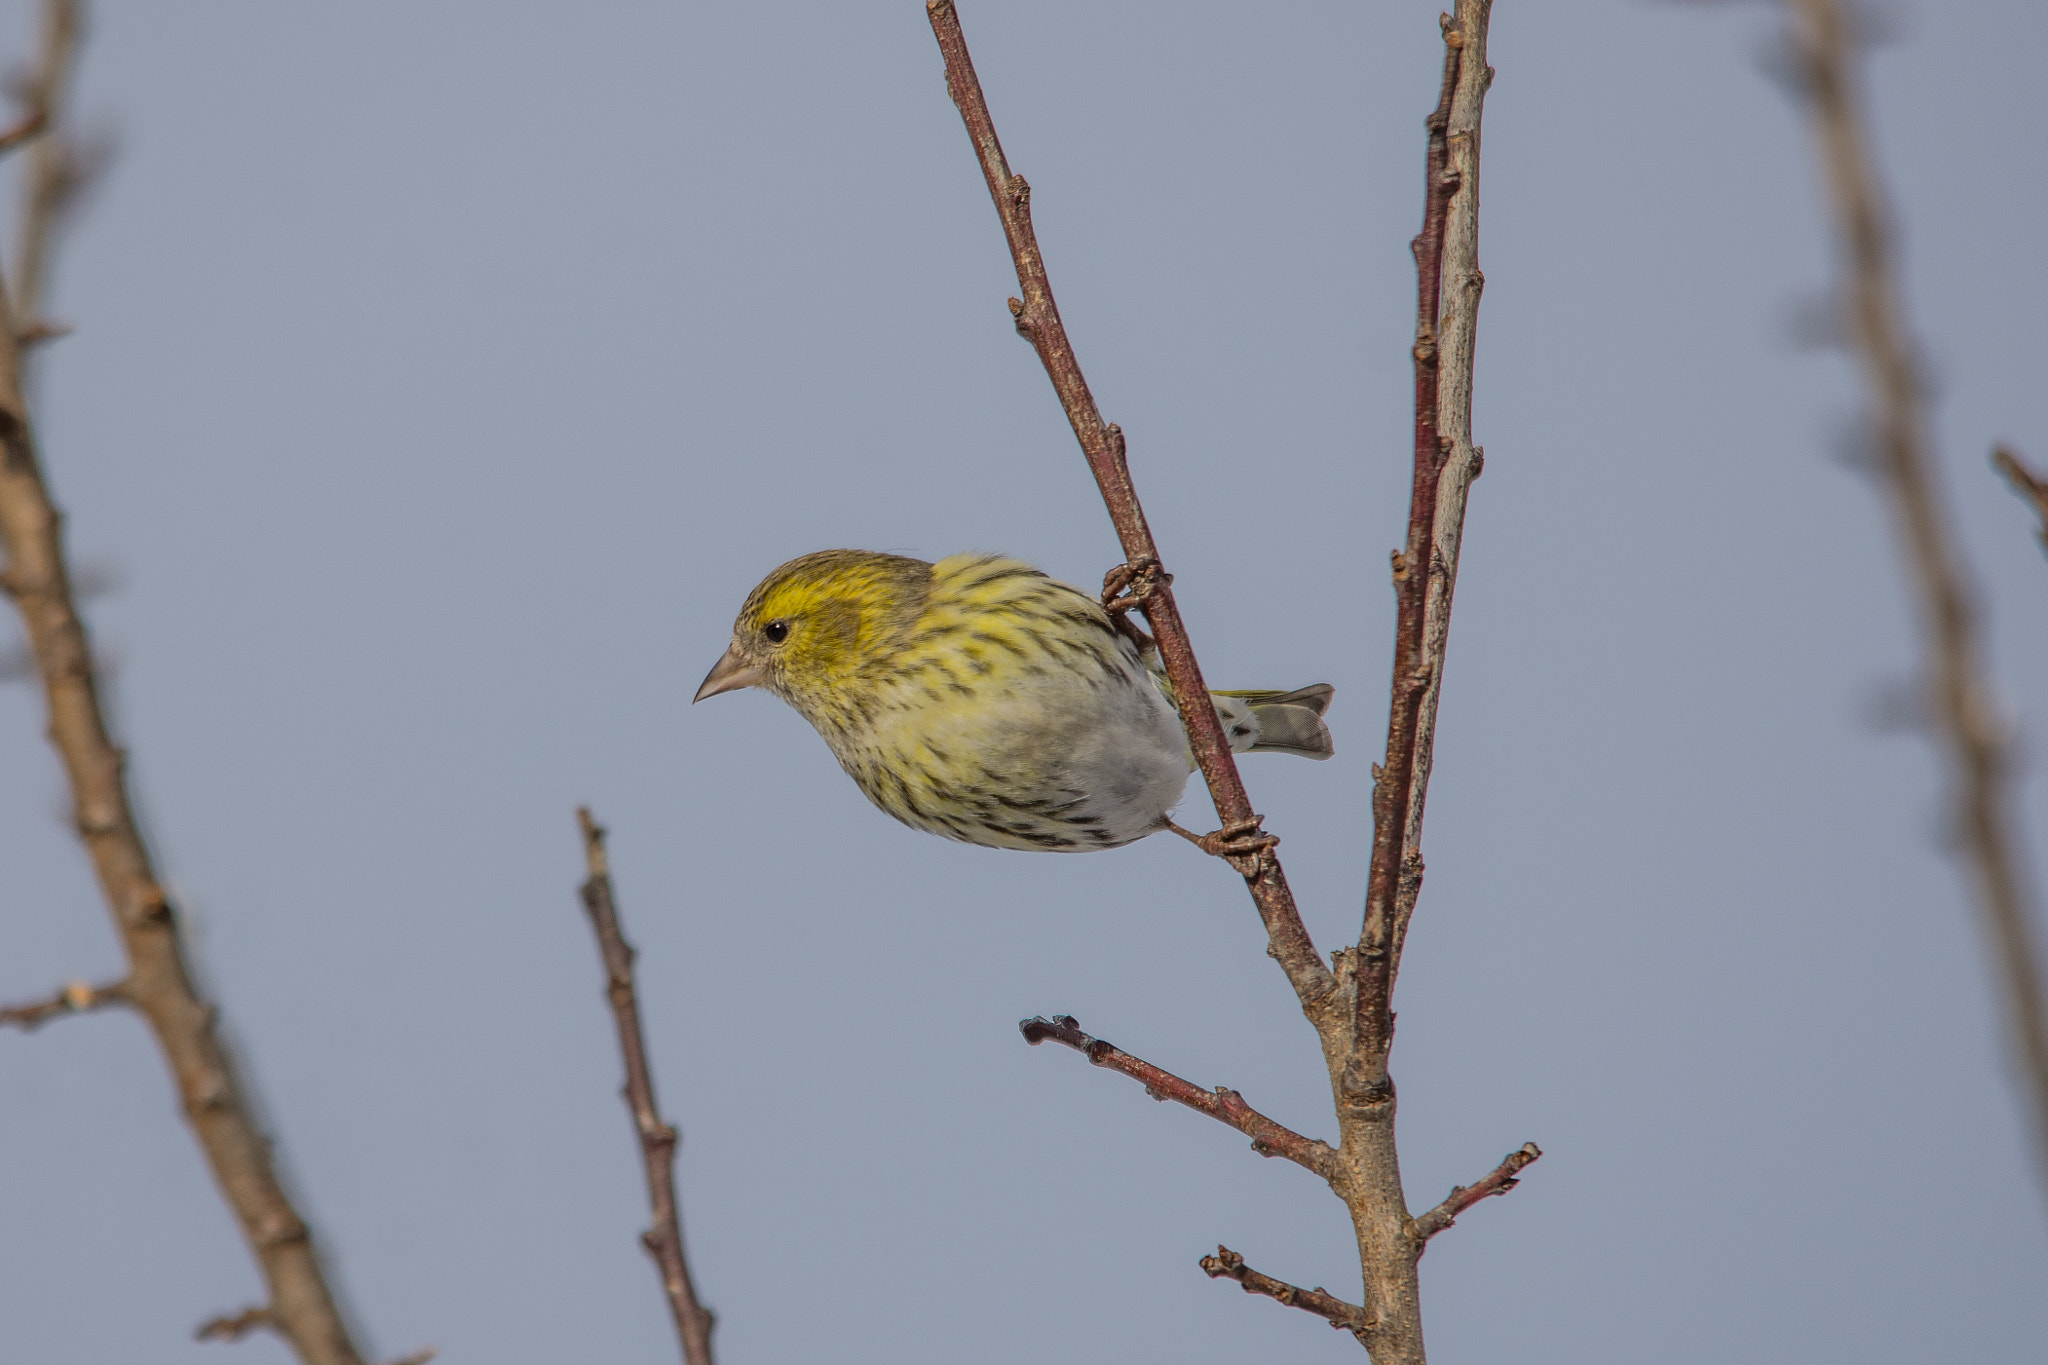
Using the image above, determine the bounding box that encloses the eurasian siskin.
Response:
[695,549,1333,851]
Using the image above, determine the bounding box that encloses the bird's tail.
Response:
[1210,684,1335,760]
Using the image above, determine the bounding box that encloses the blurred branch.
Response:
[577,809,717,1365]
[1786,0,2048,1195]
[1993,445,2048,558]
[0,5,380,1363]
[11,0,107,342]
[929,4,1524,1360]
[1019,1015,1338,1179]
[0,974,127,1030]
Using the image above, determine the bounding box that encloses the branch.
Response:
[577,810,717,1365]
[11,0,106,343]
[1787,0,2048,1197]
[1993,444,2048,558]
[1199,1245,1372,1341]
[0,6,371,1362]
[1019,1015,1337,1179]
[925,0,1332,1011]
[0,975,126,1030]
[1411,1142,1540,1243]
[1354,12,1468,1085]
[195,1305,273,1343]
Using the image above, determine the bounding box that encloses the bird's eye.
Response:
[763,619,790,644]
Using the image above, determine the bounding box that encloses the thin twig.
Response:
[1354,13,1466,1088]
[0,6,371,1363]
[0,975,127,1030]
[1993,445,2048,558]
[1199,1245,1372,1340]
[1411,1143,1541,1243]
[1020,1015,1338,1180]
[1787,0,2048,1196]
[925,0,1332,1010]
[577,809,717,1365]
[195,1306,275,1343]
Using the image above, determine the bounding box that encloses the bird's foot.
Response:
[1165,816,1280,861]
[1102,557,1169,653]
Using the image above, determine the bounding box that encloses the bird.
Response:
[694,549,1333,852]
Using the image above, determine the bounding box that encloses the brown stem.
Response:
[1020,1015,1338,1180]
[1788,0,2048,1197]
[195,1305,275,1343]
[0,6,371,1363]
[1355,13,1465,1087]
[577,810,717,1365]
[1411,1143,1541,1243]
[0,975,128,1030]
[925,0,1331,1010]
[1329,11,1496,1363]
[1199,1245,1372,1341]
[1993,445,2048,558]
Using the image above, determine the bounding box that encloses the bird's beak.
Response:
[693,644,765,703]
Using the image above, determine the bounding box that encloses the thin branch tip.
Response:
[1415,1141,1543,1242]
[575,808,717,1365]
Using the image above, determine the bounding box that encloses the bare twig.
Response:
[12,0,103,343]
[932,6,1516,1361]
[1411,1143,1541,1243]
[577,809,716,1365]
[926,0,1332,1009]
[1020,1015,1338,1179]
[0,974,127,1030]
[1787,0,2048,1196]
[1993,445,2048,558]
[0,6,372,1362]
[1199,1245,1372,1340]
[195,1305,274,1342]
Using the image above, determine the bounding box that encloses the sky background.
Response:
[3,2,2045,1362]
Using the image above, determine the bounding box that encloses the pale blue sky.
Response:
[3,3,2045,1362]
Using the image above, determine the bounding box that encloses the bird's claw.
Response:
[1101,556,1170,616]
[1167,816,1280,861]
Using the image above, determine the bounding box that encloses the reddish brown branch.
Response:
[0,974,127,1030]
[1020,1015,1337,1179]
[1354,23,1465,1084]
[1993,445,2048,557]
[1788,0,2048,1196]
[0,7,371,1362]
[1200,1245,1372,1340]
[925,0,1331,1009]
[1411,1142,1540,1243]
[577,810,716,1365]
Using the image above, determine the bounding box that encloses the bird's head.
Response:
[695,549,933,723]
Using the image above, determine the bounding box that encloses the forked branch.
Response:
[578,810,717,1365]
[929,6,1518,1361]
[1020,1015,1337,1179]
